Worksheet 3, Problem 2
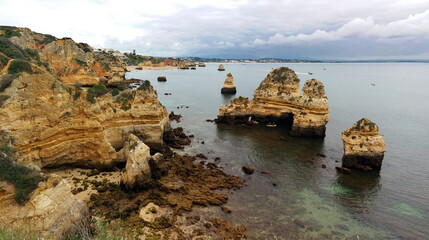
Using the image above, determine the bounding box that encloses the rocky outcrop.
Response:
[218,64,225,71]
[121,134,152,189]
[0,175,89,239]
[3,27,126,86]
[216,67,329,137]
[157,75,167,82]
[0,62,170,169]
[221,73,237,94]
[198,62,206,67]
[341,118,386,170]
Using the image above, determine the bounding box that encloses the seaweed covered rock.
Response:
[221,73,237,94]
[217,67,329,137]
[341,118,386,170]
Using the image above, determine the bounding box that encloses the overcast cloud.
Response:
[1,0,429,59]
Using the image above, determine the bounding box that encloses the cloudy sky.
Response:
[1,0,429,60]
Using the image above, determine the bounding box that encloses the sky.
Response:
[1,0,429,60]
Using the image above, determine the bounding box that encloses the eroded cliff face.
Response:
[0,175,88,239]
[0,63,170,169]
[341,118,386,170]
[217,67,329,137]
[4,27,126,86]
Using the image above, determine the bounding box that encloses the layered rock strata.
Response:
[341,118,386,170]
[216,67,329,137]
[0,62,170,169]
[221,73,237,94]
[0,175,89,239]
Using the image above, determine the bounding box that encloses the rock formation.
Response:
[216,67,329,137]
[157,75,167,82]
[198,62,206,67]
[2,27,126,86]
[218,64,225,71]
[341,118,386,170]
[121,134,152,189]
[221,73,237,94]
[0,27,171,169]
[0,175,89,239]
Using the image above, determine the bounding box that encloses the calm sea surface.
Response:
[127,63,429,239]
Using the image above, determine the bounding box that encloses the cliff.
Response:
[221,72,237,94]
[341,118,386,170]
[217,67,329,137]
[0,26,171,169]
[1,26,126,86]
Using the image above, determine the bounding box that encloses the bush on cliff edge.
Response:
[7,59,33,75]
[0,149,44,205]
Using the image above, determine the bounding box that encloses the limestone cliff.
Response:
[217,67,329,137]
[0,175,88,239]
[0,61,170,169]
[341,118,386,170]
[1,26,126,85]
[221,73,237,94]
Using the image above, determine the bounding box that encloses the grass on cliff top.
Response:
[87,84,109,103]
[0,148,44,205]
[7,59,33,75]
[0,26,22,38]
[0,36,29,60]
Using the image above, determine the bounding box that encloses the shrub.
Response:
[25,48,39,61]
[137,80,151,91]
[35,34,57,45]
[8,59,33,75]
[0,153,44,205]
[74,58,88,67]
[73,91,81,100]
[0,26,22,38]
[86,84,108,103]
[111,88,119,96]
[117,85,126,91]
[0,37,28,60]
[0,73,19,92]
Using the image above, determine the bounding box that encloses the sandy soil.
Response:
[127,65,178,71]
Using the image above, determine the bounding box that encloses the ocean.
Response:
[127,63,429,239]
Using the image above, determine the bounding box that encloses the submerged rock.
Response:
[218,64,225,71]
[341,118,386,170]
[216,67,329,137]
[221,73,237,94]
[242,165,255,174]
[157,75,167,82]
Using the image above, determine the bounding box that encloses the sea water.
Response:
[127,63,429,239]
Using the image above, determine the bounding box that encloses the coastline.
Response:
[127,65,178,71]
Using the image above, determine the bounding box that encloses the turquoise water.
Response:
[127,63,429,239]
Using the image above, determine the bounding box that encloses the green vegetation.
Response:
[0,225,39,240]
[74,58,88,67]
[0,148,44,205]
[117,85,126,91]
[111,88,119,96]
[35,34,57,45]
[0,74,19,92]
[0,36,29,60]
[25,48,39,60]
[124,53,166,66]
[0,26,22,38]
[7,59,33,75]
[74,82,82,90]
[137,80,151,91]
[86,84,109,103]
[74,91,82,100]
[77,43,92,53]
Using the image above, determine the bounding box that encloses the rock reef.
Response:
[216,67,329,137]
[221,73,237,94]
[341,118,386,170]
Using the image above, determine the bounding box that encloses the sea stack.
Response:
[198,62,206,67]
[157,75,167,81]
[221,73,237,94]
[216,67,329,137]
[218,64,225,71]
[341,118,386,170]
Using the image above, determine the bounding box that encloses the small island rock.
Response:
[218,64,225,71]
[341,118,386,170]
[157,76,167,81]
[221,73,237,94]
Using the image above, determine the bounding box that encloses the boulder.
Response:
[218,64,225,71]
[157,76,167,82]
[221,73,237,94]
[341,118,386,170]
[198,62,206,67]
[121,134,152,189]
